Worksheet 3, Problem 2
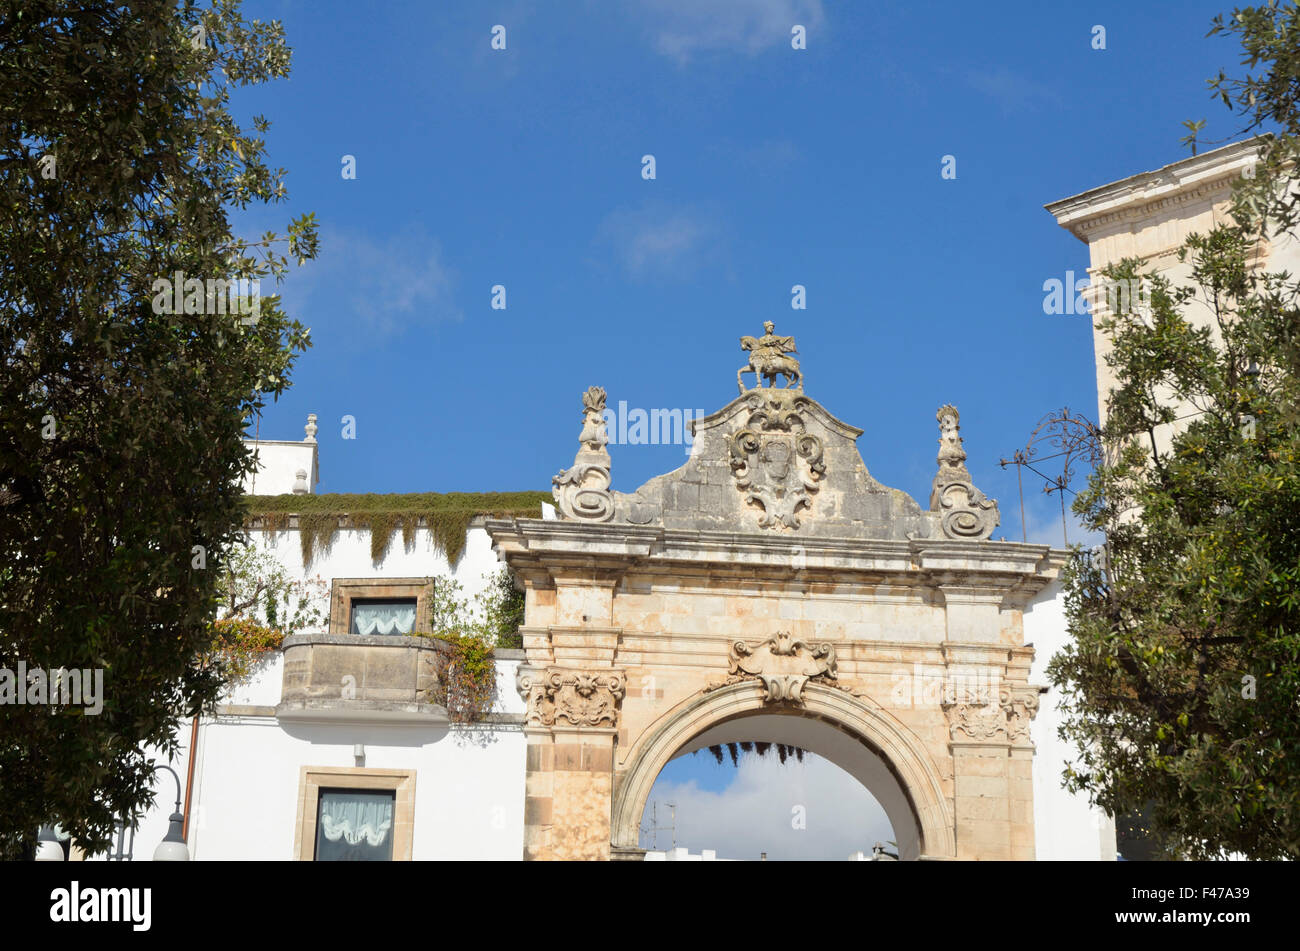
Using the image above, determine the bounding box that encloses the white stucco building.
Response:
[72,422,533,862]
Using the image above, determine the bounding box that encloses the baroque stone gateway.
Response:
[497,327,1053,859]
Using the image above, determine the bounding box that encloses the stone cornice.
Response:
[1045,137,1264,243]
[488,518,1063,590]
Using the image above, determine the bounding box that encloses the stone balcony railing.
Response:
[275,631,451,725]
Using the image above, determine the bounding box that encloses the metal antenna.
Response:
[999,408,1101,546]
[640,800,677,851]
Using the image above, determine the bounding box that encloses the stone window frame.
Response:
[294,766,416,861]
[330,577,433,636]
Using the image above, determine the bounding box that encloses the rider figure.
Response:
[753,320,794,362]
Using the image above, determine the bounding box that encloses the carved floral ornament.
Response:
[707,632,840,704]
[942,684,1042,744]
[517,666,626,728]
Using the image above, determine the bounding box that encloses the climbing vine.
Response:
[206,617,285,683]
[415,569,525,722]
[243,491,551,566]
[430,633,498,724]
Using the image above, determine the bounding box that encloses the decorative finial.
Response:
[930,404,999,540]
[292,468,309,495]
[738,323,802,394]
[578,386,608,451]
[552,387,614,521]
[304,413,318,443]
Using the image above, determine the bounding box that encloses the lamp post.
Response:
[151,764,189,862]
[34,764,189,861]
[103,763,189,861]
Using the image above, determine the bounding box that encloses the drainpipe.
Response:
[181,714,199,840]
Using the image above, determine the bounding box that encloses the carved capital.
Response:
[999,684,1043,745]
[707,632,837,704]
[942,683,1043,745]
[517,665,625,728]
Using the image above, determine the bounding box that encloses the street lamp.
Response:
[106,763,190,861]
[34,825,65,862]
[151,764,189,862]
[35,765,189,861]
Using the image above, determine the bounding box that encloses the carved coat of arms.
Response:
[728,392,826,529]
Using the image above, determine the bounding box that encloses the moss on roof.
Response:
[244,491,551,566]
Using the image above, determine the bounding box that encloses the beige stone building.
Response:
[1046,136,1300,443]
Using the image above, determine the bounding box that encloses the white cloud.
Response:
[706,137,803,175]
[642,750,894,860]
[635,0,826,63]
[275,225,461,340]
[595,202,719,281]
[965,66,1060,115]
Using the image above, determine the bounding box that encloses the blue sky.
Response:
[232,0,1252,856]
[238,0,1249,548]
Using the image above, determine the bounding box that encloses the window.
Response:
[349,598,417,636]
[314,789,396,861]
[329,578,431,636]
[295,767,415,861]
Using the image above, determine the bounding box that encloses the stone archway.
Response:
[610,680,956,860]
[489,344,1061,861]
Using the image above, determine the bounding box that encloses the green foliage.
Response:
[244,491,552,566]
[0,0,318,858]
[482,568,526,649]
[1050,3,1300,860]
[411,570,525,722]
[699,743,805,766]
[216,541,327,634]
[1207,0,1300,236]
[206,616,284,683]
[428,633,498,725]
[204,542,325,682]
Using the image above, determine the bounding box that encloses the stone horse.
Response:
[738,331,803,393]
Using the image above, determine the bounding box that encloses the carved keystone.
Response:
[706,632,837,704]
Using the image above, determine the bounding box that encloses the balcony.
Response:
[275,631,451,725]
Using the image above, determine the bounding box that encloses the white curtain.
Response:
[318,792,393,848]
[351,601,416,636]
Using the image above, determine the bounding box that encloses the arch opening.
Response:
[643,711,913,860]
[612,681,955,861]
